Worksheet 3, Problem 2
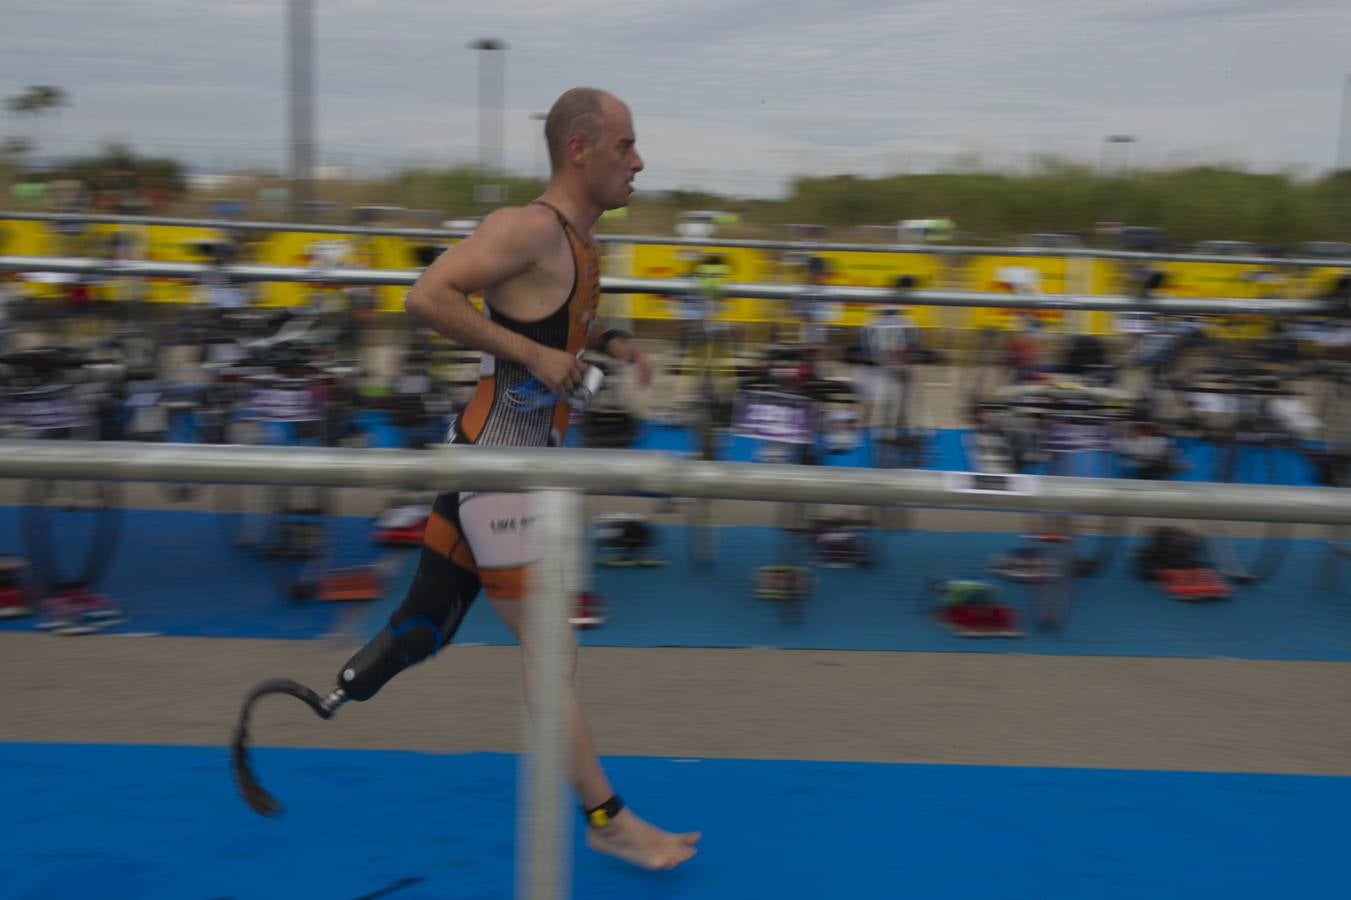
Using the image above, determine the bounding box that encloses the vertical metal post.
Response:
[530,111,549,180]
[476,49,489,175]
[287,0,315,215]
[1337,75,1351,171]
[470,39,507,205]
[518,489,580,900]
[1321,524,1347,593]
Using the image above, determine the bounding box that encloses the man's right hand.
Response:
[528,345,587,396]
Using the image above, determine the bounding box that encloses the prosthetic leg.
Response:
[232,524,479,815]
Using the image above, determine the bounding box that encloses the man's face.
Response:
[584,99,644,211]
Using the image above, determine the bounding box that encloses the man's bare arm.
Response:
[405,207,584,393]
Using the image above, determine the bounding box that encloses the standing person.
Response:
[858,280,921,455]
[232,87,698,871]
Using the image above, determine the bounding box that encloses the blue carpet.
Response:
[2,743,1346,900]
[567,423,968,471]
[4,504,1349,660]
[0,504,390,639]
[571,423,1327,486]
[426,526,1351,661]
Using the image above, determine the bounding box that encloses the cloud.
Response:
[2,0,1347,196]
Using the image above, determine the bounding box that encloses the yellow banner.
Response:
[2,217,1340,337]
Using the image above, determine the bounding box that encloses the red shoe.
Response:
[935,602,1022,638]
[0,585,32,620]
[38,587,126,635]
[983,602,1025,637]
[317,567,382,602]
[1157,567,1230,601]
[0,557,32,620]
[1156,568,1195,599]
[1180,567,1231,601]
[934,604,985,637]
[373,504,430,546]
[570,591,607,629]
[374,525,427,546]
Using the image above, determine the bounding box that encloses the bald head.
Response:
[545,87,617,173]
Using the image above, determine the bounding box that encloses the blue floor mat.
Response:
[368,524,1351,661]
[4,505,1349,661]
[0,504,391,639]
[3,742,1347,900]
[568,422,1326,486]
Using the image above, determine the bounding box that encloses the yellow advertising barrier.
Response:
[253,231,423,311]
[627,244,946,329]
[2,217,1343,336]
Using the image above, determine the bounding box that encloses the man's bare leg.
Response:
[489,596,700,870]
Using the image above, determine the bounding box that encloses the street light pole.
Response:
[469,38,507,205]
[1102,134,1138,176]
[1336,74,1351,171]
[287,0,316,216]
[530,111,548,181]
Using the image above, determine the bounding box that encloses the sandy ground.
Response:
[4,633,1349,776]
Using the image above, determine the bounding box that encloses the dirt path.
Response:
[5,633,1348,776]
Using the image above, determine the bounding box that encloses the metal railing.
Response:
[5,210,1351,268]
[0,437,1347,900]
[0,254,1335,316]
[0,440,1344,523]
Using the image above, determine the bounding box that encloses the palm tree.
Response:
[4,92,38,165]
[4,85,69,161]
[29,86,67,159]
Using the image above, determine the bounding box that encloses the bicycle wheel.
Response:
[22,479,123,593]
[264,485,334,603]
[216,481,279,553]
[686,497,718,568]
[1207,439,1291,584]
[1050,438,1127,578]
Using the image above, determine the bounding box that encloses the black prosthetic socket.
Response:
[336,543,479,701]
[337,623,438,701]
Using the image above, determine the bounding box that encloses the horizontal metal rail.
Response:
[5,210,1349,268]
[0,440,1345,525]
[0,255,1333,315]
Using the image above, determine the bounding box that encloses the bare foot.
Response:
[585,808,701,870]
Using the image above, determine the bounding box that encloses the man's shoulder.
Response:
[476,203,558,243]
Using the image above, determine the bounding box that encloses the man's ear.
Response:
[567,134,591,165]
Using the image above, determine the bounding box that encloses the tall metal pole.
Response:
[470,39,507,204]
[1337,75,1351,171]
[531,112,548,180]
[1103,134,1137,176]
[288,0,315,216]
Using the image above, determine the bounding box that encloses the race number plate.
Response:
[942,471,1039,495]
[733,391,815,445]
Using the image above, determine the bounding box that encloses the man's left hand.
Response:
[605,336,653,388]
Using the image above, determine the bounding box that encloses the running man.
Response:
[236,87,699,871]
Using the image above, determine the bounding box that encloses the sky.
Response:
[2,0,1350,198]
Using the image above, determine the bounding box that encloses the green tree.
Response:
[5,85,69,162]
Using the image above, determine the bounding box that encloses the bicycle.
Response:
[0,346,126,633]
[968,380,1136,628]
[735,345,869,623]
